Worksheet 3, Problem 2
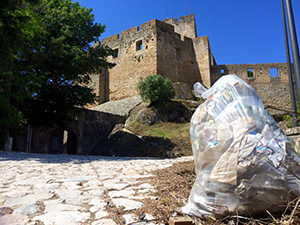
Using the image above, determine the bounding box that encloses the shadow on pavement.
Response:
[0,150,166,164]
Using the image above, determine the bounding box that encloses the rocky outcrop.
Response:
[132,101,198,126]
[173,82,194,100]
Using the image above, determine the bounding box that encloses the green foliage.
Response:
[137,74,175,104]
[0,0,41,147]
[0,0,114,146]
[0,98,25,147]
[247,70,254,78]
[283,114,293,122]
[142,123,190,140]
[283,101,299,127]
[18,0,115,126]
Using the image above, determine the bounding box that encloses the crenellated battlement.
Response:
[156,19,175,33]
[120,26,139,38]
[180,14,195,22]
[164,14,196,38]
[163,14,195,25]
[102,20,157,45]
[102,34,119,45]
[102,14,197,47]
[140,19,156,29]
[163,18,178,24]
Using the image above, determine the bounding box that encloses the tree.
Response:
[0,0,42,146]
[137,74,175,105]
[19,0,115,126]
[0,0,114,147]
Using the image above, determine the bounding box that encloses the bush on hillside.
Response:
[137,75,175,104]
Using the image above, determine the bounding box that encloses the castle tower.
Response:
[164,14,197,39]
[89,14,213,103]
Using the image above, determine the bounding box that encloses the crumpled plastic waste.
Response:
[181,74,300,218]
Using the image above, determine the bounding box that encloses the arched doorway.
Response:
[48,128,64,154]
[66,130,77,154]
[48,128,78,154]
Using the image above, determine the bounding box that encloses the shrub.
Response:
[137,74,175,104]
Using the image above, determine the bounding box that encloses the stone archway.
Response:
[48,128,78,154]
[66,130,78,155]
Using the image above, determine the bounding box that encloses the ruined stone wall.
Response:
[88,14,212,102]
[99,20,158,101]
[155,20,211,88]
[164,14,197,39]
[211,63,292,106]
[193,36,212,87]
[159,14,212,88]
[155,20,201,84]
[19,109,125,155]
[89,14,292,107]
[158,14,211,87]
[89,73,100,99]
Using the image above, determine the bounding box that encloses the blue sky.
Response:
[77,0,300,65]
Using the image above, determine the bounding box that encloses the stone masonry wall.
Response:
[164,14,197,39]
[100,20,158,101]
[156,20,200,84]
[153,14,211,88]
[193,36,212,87]
[90,14,291,107]
[211,63,292,106]
[89,14,212,103]
[20,109,125,155]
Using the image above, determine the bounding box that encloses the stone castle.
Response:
[8,15,293,155]
[90,14,292,107]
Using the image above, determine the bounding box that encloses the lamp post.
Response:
[281,0,298,126]
[284,0,300,122]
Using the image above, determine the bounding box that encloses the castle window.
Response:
[270,68,279,77]
[136,40,143,51]
[221,69,225,74]
[247,68,254,78]
[113,48,119,58]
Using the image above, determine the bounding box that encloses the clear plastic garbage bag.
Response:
[181,75,300,218]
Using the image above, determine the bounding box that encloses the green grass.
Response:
[141,123,189,140]
[144,128,173,139]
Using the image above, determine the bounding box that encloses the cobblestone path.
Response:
[0,151,193,225]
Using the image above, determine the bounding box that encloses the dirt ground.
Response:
[104,100,300,224]
[105,160,300,224]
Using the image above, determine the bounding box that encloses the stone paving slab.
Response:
[0,151,193,225]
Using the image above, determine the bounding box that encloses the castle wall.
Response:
[89,42,109,105]
[159,14,212,87]
[17,109,125,155]
[164,14,197,39]
[84,70,108,107]
[193,36,212,87]
[211,63,292,106]
[105,20,159,101]
[156,20,200,84]
[90,15,210,102]
[90,14,292,108]
[91,20,158,101]
[156,21,211,88]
